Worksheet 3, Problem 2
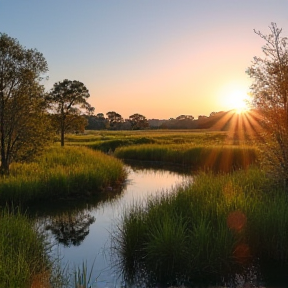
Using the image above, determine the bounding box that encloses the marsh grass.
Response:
[0,208,48,288]
[73,259,96,288]
[114,144,258,172]
[65,130,229,152]
[113,167,288,285]
[0,146,126,206]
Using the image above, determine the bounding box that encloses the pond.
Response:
[35,163,193,288]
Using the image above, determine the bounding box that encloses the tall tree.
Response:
[247,23,288,185]
[0,33,52,175]
[129,113,149,130]
[48,79,94,146]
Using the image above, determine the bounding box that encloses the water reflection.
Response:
[45,211,95,247]
[123,159,194,175]
[32,163,192,288]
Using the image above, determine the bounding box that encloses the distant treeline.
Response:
[85,110,254,131]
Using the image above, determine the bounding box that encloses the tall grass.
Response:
[113,167,288,286]
[114,144,258,172]
[0,146,126,206]
[0,208,49,288]
[65,130,229,152]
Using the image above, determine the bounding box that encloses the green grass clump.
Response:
[0,146,126,206]
[114,144,258,171]
[113,167,288,286]
[0,209,48,288]
[84,137,155,153]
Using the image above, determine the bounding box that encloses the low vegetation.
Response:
[65,130,234,152]
[113,167,288,286]
[114,144,257,172]
[0,209,49,288]
[0,145,126,206]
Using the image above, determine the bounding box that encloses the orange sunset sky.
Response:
[1,1,288,119]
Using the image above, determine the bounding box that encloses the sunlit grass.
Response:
[65,130,230,152]
[114,144,258,172]
[0,146,126,206]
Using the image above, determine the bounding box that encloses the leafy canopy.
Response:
[247,23,288,184]
[0,32,52,174]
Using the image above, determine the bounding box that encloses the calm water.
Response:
[38,163,193,288]
[35,163,286,288]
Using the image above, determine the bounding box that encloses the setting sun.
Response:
[231,90,250,113]
[219,84,250,114]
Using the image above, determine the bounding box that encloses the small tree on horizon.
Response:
[106,111,123,130]
[128,113,149,130]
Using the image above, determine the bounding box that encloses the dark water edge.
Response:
[29,162,288,288]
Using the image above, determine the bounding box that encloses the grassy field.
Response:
[64,130,258,172]
[65,129,229,151]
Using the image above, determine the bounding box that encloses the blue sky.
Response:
[1,1,288,119]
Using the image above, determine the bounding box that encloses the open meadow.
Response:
[66,129,258,172]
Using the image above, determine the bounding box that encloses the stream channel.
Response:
[35,162,192,288]
[33,162,285,288]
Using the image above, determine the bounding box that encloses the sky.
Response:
[1,1,288,119]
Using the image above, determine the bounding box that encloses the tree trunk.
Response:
[61,126,65,147]
[0,91,9,175]
[0,158,9,175]
[60,114,65,147]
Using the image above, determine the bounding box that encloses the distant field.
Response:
[63,129,258,172]
[64,129,247,150]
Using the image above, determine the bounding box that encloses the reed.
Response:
[114,144,258,172]
[113,167,288,285]
[0,146,126,206]
[0,208,48,288]
[73,259,96,288]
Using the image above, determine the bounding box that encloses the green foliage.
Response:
[0,32,52,174]
[0,146,126,206]
[48,79,94,146]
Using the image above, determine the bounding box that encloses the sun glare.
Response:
[220,86,250,114]
[231,90,250,114]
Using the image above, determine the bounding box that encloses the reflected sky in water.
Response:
[45,164,192,288]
